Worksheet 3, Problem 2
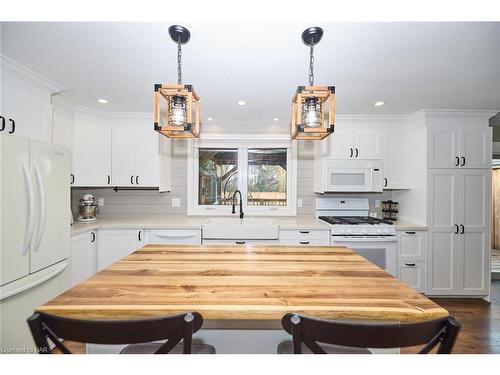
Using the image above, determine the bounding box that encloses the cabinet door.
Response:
[148,229,201,245]
[459,127,491,169]
[134,129,159,187]
[29,141,71,273]
[427,170,460,295]
[383,130,411,189]
[458,170,490,294]
[398,261,426,293]
[427,126,460,168]
[72,121,112,187]
[97,229,144,271]
[354,127,383,160]
[397,231,425,261]
[0,135,30,285]
[112,127,136,186]
[70,231,97,287]
[324,125,353,159]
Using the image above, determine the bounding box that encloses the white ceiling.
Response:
[1,22,499,134]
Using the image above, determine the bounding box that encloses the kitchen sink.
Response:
[202,218,279,240]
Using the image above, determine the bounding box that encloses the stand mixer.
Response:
[77,193,98,222]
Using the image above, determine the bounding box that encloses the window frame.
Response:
[187,138,297,216]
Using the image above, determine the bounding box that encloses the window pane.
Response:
[247,148,287,206]
[199,148,238,205]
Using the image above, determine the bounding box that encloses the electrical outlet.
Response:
[375,200,381,208]
[97,198,104,207]
[297,198,303,208]
[171,198,181,207]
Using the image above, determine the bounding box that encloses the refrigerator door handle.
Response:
[22,163,36,256]
[33,164,47,252]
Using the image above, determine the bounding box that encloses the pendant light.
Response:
[291,26,335,140]
[154,25,201,138]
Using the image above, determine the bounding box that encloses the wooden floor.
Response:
[403,280,500,354]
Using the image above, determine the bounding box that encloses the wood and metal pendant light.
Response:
[291,26,335,140]
[154,25,201,138]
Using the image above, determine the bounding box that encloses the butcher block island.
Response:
[37,245,448,353]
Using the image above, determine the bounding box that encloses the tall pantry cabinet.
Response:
[425,112,492,297]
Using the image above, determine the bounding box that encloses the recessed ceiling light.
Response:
[98,99,109,104]
[374,101,385,107]
[273,118,279,122]
[237,100,247,106]
[207,117,213,121]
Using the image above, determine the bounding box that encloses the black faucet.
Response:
[231,190,244,219]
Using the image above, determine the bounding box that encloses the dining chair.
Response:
[27,311,215,354]
[278,313,461,354]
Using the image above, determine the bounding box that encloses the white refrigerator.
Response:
[0,133,70,352]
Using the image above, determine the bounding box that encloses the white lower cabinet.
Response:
[203,239,279,246]
[278,229,330,246]
[398,261,426,292]
[97,228,144,271]
[70,231,97,287]
[147,229,201,245]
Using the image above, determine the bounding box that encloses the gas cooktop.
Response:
[318,216,393,225]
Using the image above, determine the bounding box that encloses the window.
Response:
[188,139,297,216]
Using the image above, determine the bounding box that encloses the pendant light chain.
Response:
[177,38,182,85]
[309,40,315,86]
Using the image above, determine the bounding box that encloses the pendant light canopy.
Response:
[291,26,335,140]
[154,25,200,138]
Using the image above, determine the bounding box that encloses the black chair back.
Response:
[281,313,461,354]
[27,311,204,354]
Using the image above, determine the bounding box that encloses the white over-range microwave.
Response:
[314,159,384,193]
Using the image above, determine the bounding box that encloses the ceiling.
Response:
[1,22,499,134]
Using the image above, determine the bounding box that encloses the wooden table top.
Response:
[38,245,448,322]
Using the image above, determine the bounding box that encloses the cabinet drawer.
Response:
[202,239,279,246]
[279,229,330,241]
[397,231,426,261]
[398,261,426,293]
[279,239,330,246]
[148,229,201,245]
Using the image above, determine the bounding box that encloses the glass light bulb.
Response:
[303,97,321,127]
[171,106,185,126]
[305,108,319,126]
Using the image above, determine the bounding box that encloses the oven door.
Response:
[331,236,397,276]
[324,165,373,192]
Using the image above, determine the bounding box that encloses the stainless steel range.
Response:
[316,198,397,276]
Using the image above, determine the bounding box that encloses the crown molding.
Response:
[1,54,65,92]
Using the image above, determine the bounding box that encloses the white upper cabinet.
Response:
[1,57,62,143]
[112,117,160,188]
[383,123,411,189]
[318,119,383,160]
[427,123,491,169]
[72,112,112,187]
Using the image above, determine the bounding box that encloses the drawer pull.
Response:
[299,230,310,234]
[299,241,310,245]
[405,231,416,235]
[235,241,246,244]
[405,262,416,267]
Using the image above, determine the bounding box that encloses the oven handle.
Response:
[331,236,397,243]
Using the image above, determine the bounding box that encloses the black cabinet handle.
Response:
[0,116,5,132]
[70,173,75,184]
[136,175,139,185]
[90,232,96,243]
[460,224,464,234]
[405,231,416,235]
[8,119,15,134]
[299,241,310,245]
[299,230,310,234]
[138,230,142,241]
[349,148,353,158]
[235,240,245,244]
[454,224,459,234]
[384,178,388,187]
[455,156,459,166]
[107,175,111,185]
[131,175,134,185]
[461,156,465,167]
[355,148,359,158]
[405,262,416,267]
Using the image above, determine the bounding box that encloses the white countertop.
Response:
[71,214,331,235]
